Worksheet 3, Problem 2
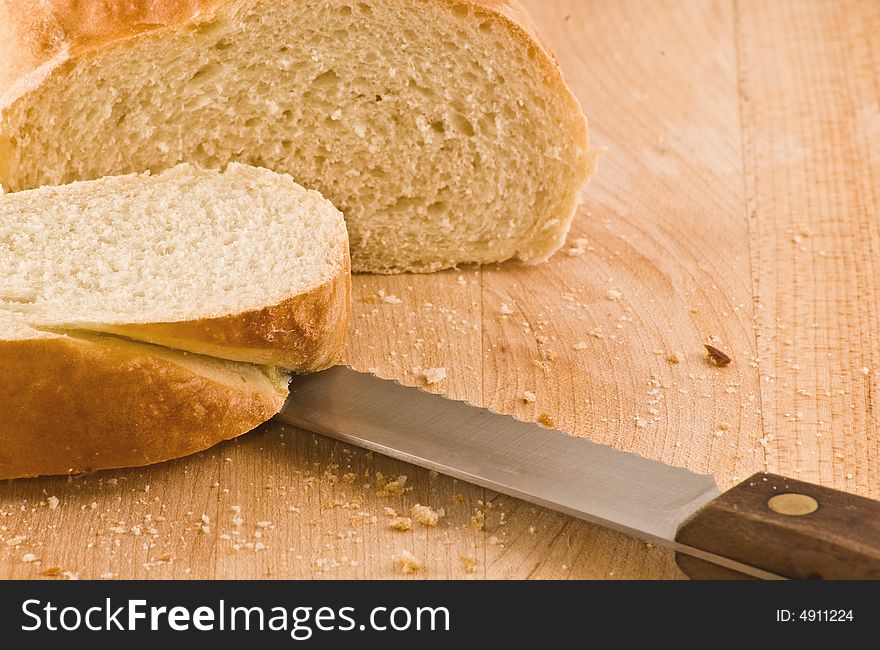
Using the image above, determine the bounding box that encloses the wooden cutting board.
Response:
[1,0,877,580]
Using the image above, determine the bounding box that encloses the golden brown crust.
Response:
[458,0,559,65]
[94,246,352,370]
[0,0,565,104]
[0,332,287,480]
[0,1,220,100]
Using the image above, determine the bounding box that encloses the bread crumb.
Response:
[383,507,399,517]
[606,289,622,301]
[460,554,478,573]
[528,525,536,534]
[718,421,731,431]
[369,289,402,304]
[411,503,444,527]
[565,238,591,256]
[704,343,732,366]
[421,367,447,385]
[46,495,60,510]
[522,390,537,403]
[388,517,412,531]
[499,303,515,315]
[377,474,408,497]
[573,341,588,351]
[200,514,210,525]
[392,550,422,575]
[666,354,680,365]
[566,237,591,255]
[413,366,446,385]
[22,553,38,563]
[538,413,555,428]
[470,510,485,532]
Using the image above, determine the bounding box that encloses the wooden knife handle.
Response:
[674,473,880,579]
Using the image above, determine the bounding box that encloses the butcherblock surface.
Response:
[1,0,877,580]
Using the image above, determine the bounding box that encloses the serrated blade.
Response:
[275,366,777,578]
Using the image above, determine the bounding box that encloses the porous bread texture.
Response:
[0,163,351,369]
[0,0,593,273]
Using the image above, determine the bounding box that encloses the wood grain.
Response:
[0,0,877,579]
[738,0,880,497]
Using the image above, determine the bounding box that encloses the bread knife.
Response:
[276,366,880,579]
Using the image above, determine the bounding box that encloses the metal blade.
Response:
[275,366,779,578]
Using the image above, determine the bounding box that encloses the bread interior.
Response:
[0,0,591,272]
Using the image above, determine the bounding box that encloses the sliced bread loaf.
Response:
[0,0,594,273]
[0,163,350,478]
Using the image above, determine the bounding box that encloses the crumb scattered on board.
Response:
[413,366,447,385]
[537,413,555,428]
[368,289,401,304]
[565,238,591,256]
[388,516,412,531]
[376,474,409,497]
[392,551,422,575]
[704,343,732,366]
[411,504,444,527]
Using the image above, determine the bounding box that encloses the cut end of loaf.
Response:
[0,0,592,273]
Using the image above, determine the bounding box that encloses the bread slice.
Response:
[0,162,351,369]
[0,163,350,479]
[0,0,594,273]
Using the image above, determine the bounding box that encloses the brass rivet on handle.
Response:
[767,493,819,516]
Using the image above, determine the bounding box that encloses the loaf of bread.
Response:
[0,0,594,273]
[0,163,350,478]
